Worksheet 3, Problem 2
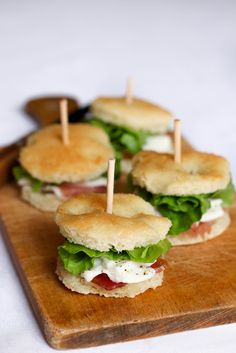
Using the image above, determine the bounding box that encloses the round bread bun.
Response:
[20,124,114,184]
[55,193,171,252]
[21,185,61,212]
[131,151,230,195]
[56,258,164,298]
[169,212,230,246]
[91,96,173,133]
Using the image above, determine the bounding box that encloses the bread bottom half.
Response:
[56,259,164,298]
[22,186,62,212]
[168,211,230,246]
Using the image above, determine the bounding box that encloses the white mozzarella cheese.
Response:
[17,178,31,187]
[43,185,65,199]
[200,199,224,222]
[81,257,156,284]
[142,134,173,153]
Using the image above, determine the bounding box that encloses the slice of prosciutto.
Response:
[59,182,107,198]
[92,273,126,290]
[180,221,213,238]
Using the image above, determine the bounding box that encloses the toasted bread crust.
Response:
[91,96,173,133]
[20,124,114,183]
[55,193,171,251]
[131,151,230,195]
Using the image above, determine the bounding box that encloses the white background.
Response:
[0,0,236,352]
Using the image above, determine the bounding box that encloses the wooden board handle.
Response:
[0,147,19,187]
[24,96,79,127]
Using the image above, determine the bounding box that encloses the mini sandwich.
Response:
[90,96,173,175]
[130,151,234,246]
[56,193,171,298]
[13,124,114,212]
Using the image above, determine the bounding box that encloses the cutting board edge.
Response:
[47,307,236,349]
[1,181,236,350]
[1,215,236,349]
[0,219,50,344]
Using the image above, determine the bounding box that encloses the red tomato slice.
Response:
[151,258,166,272]
[60,183,106,197]
[92,274,126,291]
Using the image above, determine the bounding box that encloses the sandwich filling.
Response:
[13,166,107,199]
[129,176,234,237]
[90,118,173,175]
[58,239,171,290]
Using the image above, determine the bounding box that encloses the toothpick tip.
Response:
[126,77,134,104]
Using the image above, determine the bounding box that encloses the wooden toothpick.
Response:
[106,159,116,214]
[174,119,181,163]
[60,99,69,145]
[126,77,134,104]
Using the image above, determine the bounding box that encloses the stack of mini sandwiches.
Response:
[13,93,234,298]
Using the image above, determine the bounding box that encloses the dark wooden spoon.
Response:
[0,95,86,187]
[24,96,79,127]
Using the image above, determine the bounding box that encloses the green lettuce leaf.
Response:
[90,118,153,177]
[129,175,234,236]
[12,165,43,192]
[151,195,210,235]
[58,239,172,275]
[58,247,94,275]
[90,117,151,154]
[13,165,29,181]
[127,239,171,262]
[211,179,234,207]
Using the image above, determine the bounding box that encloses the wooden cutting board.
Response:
[0,185,236,349]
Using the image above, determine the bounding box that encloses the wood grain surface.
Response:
[0,185,236,349]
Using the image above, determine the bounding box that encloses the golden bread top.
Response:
[55,193,171,251]
[91,96,173,133]
[20,124,114,183]
[131,151,230,195]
